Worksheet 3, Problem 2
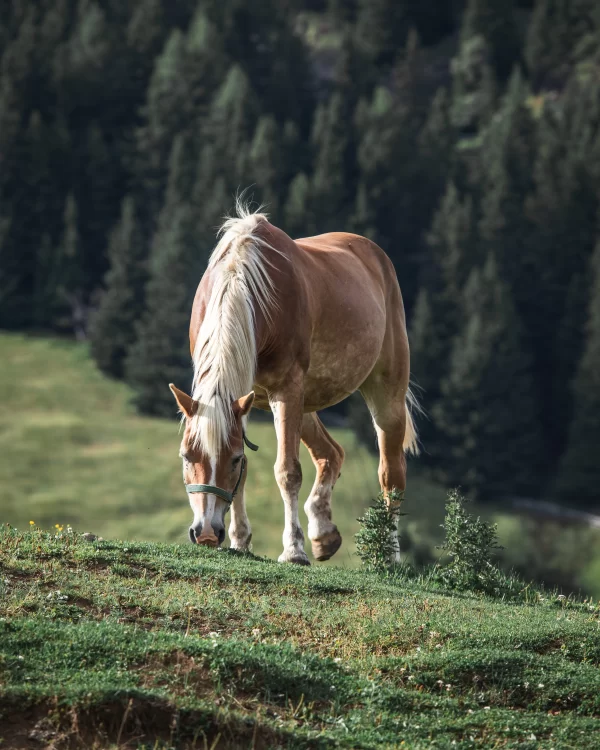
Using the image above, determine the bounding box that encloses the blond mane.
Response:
[188,201,278,456]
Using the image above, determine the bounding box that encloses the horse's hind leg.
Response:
[301,413,344,561]
[361,383,408,563]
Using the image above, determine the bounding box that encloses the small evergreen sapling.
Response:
[438,489,503,592]
[355,489,404,572]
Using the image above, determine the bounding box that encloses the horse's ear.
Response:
[169,383,197,419]
[233,391,255,418]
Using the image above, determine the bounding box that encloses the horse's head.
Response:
[169,384,255,547]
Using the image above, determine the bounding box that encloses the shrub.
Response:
[437,488,503,592]
[355,490,404,572]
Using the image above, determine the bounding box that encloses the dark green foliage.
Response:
[355,0,409,67]
[247,115,283,214]
[526,0,597,88]
[283,172,311,238]
[433,255,543,497]
[460,0,520,79]
[125,203,197,418]
[311,87,356,231]
[450,34,497,134]
[355,490,404,571]
[437,488,503,592]
[410,182,475,462]
[90,197,148,378]
[556,243,600,507]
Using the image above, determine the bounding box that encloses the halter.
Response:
[185,432,258,506]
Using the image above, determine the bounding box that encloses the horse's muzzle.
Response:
[189,525,225,547]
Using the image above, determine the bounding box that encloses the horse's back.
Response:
[294,232,396,287]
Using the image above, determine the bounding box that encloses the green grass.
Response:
[1,526,599,748]
[0,332,444,566]
[3,331,600,598]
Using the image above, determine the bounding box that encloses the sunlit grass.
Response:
[0,333,439,565]
[1,526,599,748]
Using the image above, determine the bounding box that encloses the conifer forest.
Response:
[1,0,600,512]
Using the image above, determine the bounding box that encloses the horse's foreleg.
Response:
[270,391,310,566]
[229,489,252,552]
[301,413,344,561]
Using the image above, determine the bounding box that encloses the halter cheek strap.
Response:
[185,433,258,506]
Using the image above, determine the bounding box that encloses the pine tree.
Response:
[450,33,497,135]
[53,0,113,107]
[184,8,227,122]
[0,208,14,320]
[460,0,520,80]
[419,87,454,196]
[247,115,282,217]
[211,0,312,127]
[76,123,120,290]
[410,182,475,464]
[352,86,400,248]
[555,242,600,508]
[90,196,148,378]
[126,0,165,59]
[526,0,596,88]
[125,204,197,417]
[283,172,311,238]
[433,254,543,498]
[53,193,86,338]
[478,68,536,296]
[552,271,591,454]
[135,29,194,221]
[355,0,408,67]
[523,76,600,459]
[428,182,476,298]
[311,88,355,231]
[204,64,259,186]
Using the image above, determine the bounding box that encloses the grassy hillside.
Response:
[0,333,444,565]
[1,526,599,749]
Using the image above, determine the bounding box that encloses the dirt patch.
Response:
[0,696,294,749]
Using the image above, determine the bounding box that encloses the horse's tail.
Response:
[403,385,422,455]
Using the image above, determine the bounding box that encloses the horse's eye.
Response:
[232,455,243,467]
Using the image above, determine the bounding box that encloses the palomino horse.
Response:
[169,203,419,565]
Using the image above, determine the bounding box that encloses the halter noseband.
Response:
[185,433,258,506]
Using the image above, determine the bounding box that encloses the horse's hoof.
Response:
[312,529,342,561]
[278,550,311,566]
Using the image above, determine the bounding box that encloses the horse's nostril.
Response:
[189,527,197,544]
[217,527,225,545]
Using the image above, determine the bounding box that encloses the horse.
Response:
[169,202,420,565]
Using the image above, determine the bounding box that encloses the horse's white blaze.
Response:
[188,456,218,534]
